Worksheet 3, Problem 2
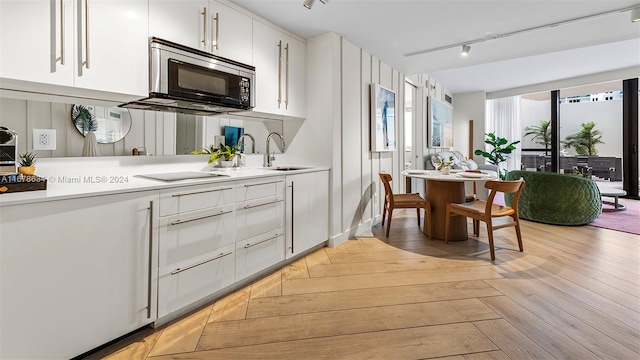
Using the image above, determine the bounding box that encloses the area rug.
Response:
[494,189,639,235]
[589,198,640,235]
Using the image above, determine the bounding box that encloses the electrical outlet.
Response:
[33,129,57,150]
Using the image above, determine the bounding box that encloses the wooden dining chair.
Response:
[444,179,525,261]
[379,173,431,239]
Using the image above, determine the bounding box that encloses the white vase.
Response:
[442,167,450,175]
[82,131,100,157]
[220,160,234,168]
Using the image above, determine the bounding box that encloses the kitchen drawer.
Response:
[235,229,285,281]
[157,243,235,318]
[236,177,285,202]
[158,205,235,267]
[235,194,285,241]
[160,183,235,217]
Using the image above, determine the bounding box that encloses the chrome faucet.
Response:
[238,133,255,154]
[265,132,285,167]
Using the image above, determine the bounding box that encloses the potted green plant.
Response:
[18,151,37,175]
[523,120,551,155]
[434,155,454,174]
[192,143,241,167]
[562,121,603,156]
[71,104,97,135]
[474,132,520,180]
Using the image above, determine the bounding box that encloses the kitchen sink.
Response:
[267,166,309,171]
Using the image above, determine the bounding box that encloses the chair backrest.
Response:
[484,179,525,214]
[379,173,394,203]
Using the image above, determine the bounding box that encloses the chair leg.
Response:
[486,220,496,261]
[386,209,393,238]
[381,203,387,227]
[444,204,451,244]
[473,220,480,236]
[513,215,524,252]
[416,207,421,226]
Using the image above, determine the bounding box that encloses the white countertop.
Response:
[0,155,328,207]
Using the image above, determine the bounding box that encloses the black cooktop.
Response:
[136,171,228,182]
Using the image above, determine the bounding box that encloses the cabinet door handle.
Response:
[202,7,207,45]
[170,252,233,275]
[60,0,65,65]
[171,187,232,197]
[290,182,294,253]
[243,180,283,188]
[244,234,280,249]
[214,12,219,50]
[277,40,282,108]
[285,43,289,109]
[84,0,90,69]
[171,210,231,225]
[244,199,283,209]
[146,200,154,319]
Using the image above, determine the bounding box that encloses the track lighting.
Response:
[406,5,640,57]
[303,0,314,9]
[632,7,640,22]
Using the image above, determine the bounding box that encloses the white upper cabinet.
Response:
[0,0,74,86]
[149,0,209,51]
[0,0,148,96]
[208,1,253,65]
[74,0,149,95]
[252,20,306,118]
[149,0,252,65]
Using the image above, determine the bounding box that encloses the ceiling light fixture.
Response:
[632,7,640,22]
[405,5,640,57]
[303,0,314,10]
[461,45,470,56]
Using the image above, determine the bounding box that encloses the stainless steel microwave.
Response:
[120,37,255,115]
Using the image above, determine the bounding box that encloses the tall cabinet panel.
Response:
[0,191,159,360]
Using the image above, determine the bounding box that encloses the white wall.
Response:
[292,33,405,246]
[451,92,487,163]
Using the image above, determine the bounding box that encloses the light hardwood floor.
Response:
[87,209,640,360]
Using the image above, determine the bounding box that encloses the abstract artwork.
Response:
[429,97,453,148]
[371,83,396,152]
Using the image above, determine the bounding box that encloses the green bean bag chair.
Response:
[504,170,602,225]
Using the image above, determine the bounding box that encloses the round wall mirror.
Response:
[71,104,132,144]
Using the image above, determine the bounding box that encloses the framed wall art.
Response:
[428,97,453,148]
[370,83,396,152]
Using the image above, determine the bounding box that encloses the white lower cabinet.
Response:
[157,243,236,318]
[158,204,236,267]
[235,194,285,240]
[0,191,159,360]
[235,228,285,281]
[286,171,330,259]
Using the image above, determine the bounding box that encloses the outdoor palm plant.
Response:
[562,121,603,156]
[523,120,551,155]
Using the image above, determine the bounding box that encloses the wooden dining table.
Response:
[402,170,497,241]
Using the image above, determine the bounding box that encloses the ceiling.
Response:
[229,0,640,95]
